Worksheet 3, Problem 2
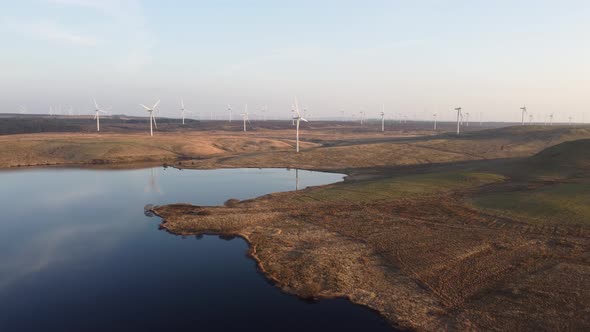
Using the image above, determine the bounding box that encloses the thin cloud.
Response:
[4,19,98,47]
[29,20,98,46]
[47,0,155,72]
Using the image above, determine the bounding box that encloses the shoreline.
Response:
[150,204,414,331]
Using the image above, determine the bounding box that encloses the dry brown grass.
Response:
[0,132,318,167]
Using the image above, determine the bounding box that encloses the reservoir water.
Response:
[0,167,393,331]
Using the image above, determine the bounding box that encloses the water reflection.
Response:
[145,167,162,193]
[0,168,394,332]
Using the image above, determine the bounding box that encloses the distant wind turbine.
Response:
[92,98,107,132]
[520,106,527,126]
[241,104,249,132]
[140,99,160,137]
[227,104,232,122]
[18,105,27,114]
[529,114,533,125]
[465,112,470,127]
[455,107,462,135]
[292,97,309,153]
[549,113,554,126]
[180,99,193,125]
[433,113,437,130]
[380,110,385,132]
[359,111,365,127]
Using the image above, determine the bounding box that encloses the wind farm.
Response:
[1,1,590,332]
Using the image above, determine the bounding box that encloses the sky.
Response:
[0,0,589,122]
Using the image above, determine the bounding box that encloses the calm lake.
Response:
[0,167,393,331]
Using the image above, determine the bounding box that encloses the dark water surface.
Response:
[0,168,393,331]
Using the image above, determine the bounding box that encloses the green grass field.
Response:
[299,171,506,202]
[472,182,590,226]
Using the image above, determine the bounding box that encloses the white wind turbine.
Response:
[360,111,365,127]
[455,107,462,135]
[292,97,309,153]
[241,104,249,132]
[180,99,193,125]
[140,99,161,137]
[465,112,470,126]
[291,104,296,125]
[433,113,437,130]
[92,98,108,132]
[549,113,554,126]
[228,104,232,122]
[380,110,385,132]
[18,105,27,114]
[520,106,527,126]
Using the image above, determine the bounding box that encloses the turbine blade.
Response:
[153,99,161,109]
[294,97,301,116]
[153,114,158,129]
[300,117,308,122]
[140,104,151,111]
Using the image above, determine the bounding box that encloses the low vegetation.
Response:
[153,132,590,331]
[2,118,589,331]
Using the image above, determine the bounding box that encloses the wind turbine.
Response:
[18,105,27,114]
[292,97,309,153]
[529,114,533,125]
[549,113,554,126]
[455,107,462,135]
[92,98,107,132]
[140,99,160,137]
[227,104,232,122]
[291,104,296,125]
[520,106,527,126]
[433,113,437,130]
[465,112,470,126]
[359,111,365,127]
[241,104,249,132]
[380,111,385,132]
[180,99,192,125]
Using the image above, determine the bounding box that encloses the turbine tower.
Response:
[180,99,192,125]
[241,104,249,132]
[92,98,107,132]
[380,111,385,132]
[465,112,470,127]
[433,113,437,130]
[455,107,462,135]
[520,106,527,126]
[140,99,160,137]
[227,104,232,122]
[292,97,309,153]
[360,111,365,127]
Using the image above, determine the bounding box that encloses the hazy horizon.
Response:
[1,0,589,122]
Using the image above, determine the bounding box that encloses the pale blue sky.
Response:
[1,0,589,122]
